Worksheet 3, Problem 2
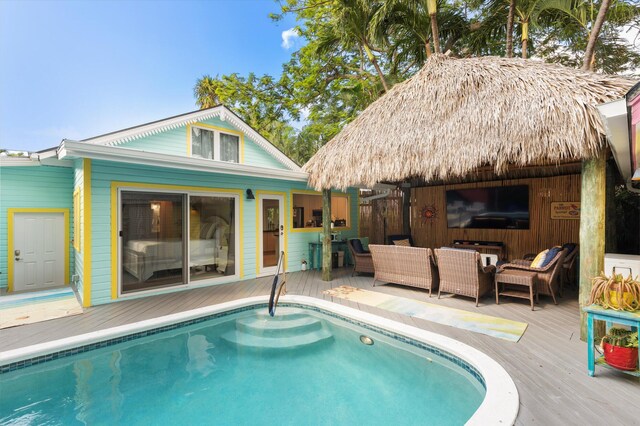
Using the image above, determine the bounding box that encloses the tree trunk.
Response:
[425,41,432,59]
[521,20,528,59]
[430,13,441,53]
[364,44,389,92]
[579,151,606,341]
[322,189,332,281]
[506,0,516,58]
[582,0,611,71]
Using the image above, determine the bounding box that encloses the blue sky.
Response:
[0,0,300,152]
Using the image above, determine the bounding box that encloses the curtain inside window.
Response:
[220,133,239,162]
[192,127,214,159]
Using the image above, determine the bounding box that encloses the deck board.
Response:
[1,268,638,424]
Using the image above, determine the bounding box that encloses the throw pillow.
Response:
[393,239,411,247]
[360,237,370,251]
[351,238,366,254]
[541,246,562,267]
[530,250,549,268]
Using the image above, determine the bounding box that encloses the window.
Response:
[291,192,350,229]
[190,125,240,163]
[191,127,214,159]
[220,133,239,162]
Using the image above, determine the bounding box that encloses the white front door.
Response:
[13,212,65,292]
[258,195,285,276]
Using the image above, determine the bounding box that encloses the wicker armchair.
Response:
[369,244,439,296]
[347,239,375,275]
[434,248,495,307]
[498,248,567,304]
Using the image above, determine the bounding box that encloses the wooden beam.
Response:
[322,189,332,281]
[579,151,606,340]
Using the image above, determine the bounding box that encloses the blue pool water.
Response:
[0,306,485,425]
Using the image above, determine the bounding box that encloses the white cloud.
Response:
[281,28,300,49]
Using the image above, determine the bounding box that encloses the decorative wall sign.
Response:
[420,205,438,223]
[551,202,580,219]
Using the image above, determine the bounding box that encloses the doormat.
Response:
[0,287,83,329]
[323,286,528,342]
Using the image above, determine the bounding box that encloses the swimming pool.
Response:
[0,296,519,425]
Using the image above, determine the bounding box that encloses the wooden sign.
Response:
[551,202,580,219]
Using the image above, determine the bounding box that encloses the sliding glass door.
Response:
[121,192,185,293]
[189,195,236,281]
[119,189,238,295]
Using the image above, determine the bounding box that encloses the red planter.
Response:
[603,342,639,371]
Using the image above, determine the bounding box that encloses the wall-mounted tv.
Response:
[446,185,529,229]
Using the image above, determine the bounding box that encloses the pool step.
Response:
[221,309,333,350]
[236,316,323,337]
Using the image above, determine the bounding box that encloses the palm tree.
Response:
[506,0,517,57]
[316,0,389,92]
[583,0,611,70]
[427,0,441,53]
[193,76,221,108]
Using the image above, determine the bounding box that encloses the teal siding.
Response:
[118,116,289,170]
[88,160,357,305]
[120,127,187,156]
[0,165,74,290]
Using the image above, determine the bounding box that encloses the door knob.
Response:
[15,257,22,261]
[14,249,20,256]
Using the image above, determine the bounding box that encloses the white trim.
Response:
[257,194,285,277]
[58,140,308,182]
[0,296,519,425]
[0,155,73,168]
[80,106,300,170]
[597,99,632,182]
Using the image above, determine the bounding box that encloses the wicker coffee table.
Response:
[495,270,538,310]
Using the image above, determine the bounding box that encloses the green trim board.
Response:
[324,286,528,342]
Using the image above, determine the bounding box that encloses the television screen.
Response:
[446,185,529,229]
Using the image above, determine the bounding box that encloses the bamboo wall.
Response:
[359,188,404,244]
[411,175,581,259]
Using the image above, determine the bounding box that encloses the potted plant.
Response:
[588,273,640,311]
[601,327,639,371]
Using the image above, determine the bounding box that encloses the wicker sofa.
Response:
[369,244,439,296]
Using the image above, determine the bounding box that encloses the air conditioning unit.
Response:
[604,253,640,278]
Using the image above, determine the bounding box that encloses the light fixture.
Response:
[246,189,255,200]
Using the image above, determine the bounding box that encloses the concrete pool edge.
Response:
[0,295,519,425]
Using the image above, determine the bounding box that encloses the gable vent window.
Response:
[190,126,239,163]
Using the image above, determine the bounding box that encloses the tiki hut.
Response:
[304,55,636,336]
[304,55,633,190]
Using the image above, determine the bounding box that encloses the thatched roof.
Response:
[303,55,635,190]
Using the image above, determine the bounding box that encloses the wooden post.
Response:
[579,151,606,340]
[605,160,617,252]
[322,189,332,281]
[402,185,411,236]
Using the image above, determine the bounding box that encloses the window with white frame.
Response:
[191,126,239,163]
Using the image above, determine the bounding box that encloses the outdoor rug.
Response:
[323,286,528,342]
[0,287,83,329]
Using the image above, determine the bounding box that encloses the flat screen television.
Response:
[446,185,529,229]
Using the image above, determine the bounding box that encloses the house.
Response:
[0,106,358,306]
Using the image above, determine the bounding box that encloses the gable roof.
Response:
[81,105,300,171]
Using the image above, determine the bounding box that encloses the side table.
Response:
[495,270,538,310]
[583,305,640,377]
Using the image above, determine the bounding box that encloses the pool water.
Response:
[0,306,485,425]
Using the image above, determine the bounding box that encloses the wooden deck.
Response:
[2,269,638,425]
